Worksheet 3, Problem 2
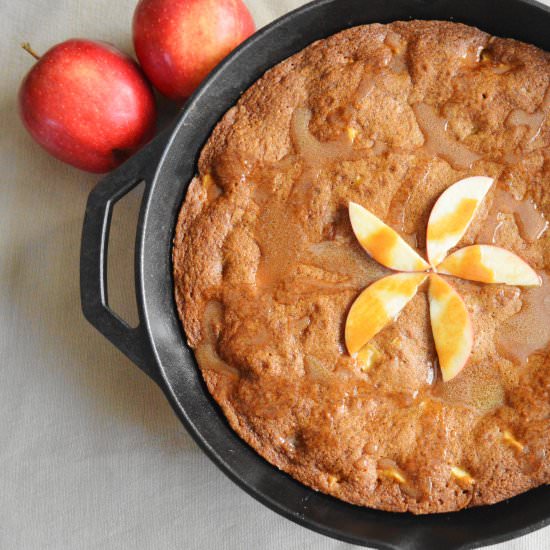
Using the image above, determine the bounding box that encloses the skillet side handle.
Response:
[80,133,167,382]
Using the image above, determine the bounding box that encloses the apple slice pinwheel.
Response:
[349,202,430,272]
[428,274,473,381]
[344,173,540,383]
[345,273,427,355]
[438,245,541,286]
[426,176,494,266]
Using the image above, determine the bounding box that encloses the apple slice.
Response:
[429,274,473,382]
[438,245,541,286]
[426,176,494,266]
[345,273,427,355]
[349,202,430,272]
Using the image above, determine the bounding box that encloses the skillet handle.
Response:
[80,132,168,382]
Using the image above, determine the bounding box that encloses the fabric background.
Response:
[1,0,549,548]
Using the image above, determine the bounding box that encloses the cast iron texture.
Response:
[81,0,550,548]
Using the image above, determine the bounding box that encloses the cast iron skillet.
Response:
[81,0,550,547]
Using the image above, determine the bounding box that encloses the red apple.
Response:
[19,39,157,173]
[133,0,255,101]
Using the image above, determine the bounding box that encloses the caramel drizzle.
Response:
[412,103,482,170]
[197,301,239,379]
[477,187,548,244]
[506,87,550,145]
[384,31,408,74]
[387,162,433,236]
[291,108,354,162]
[497,272,550,364]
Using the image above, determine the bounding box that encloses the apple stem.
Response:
[21,42,41,61]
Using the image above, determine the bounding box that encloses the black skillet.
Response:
[80,0,550,547]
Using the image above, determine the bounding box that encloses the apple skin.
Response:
[133,0,255,101]
[19,39,157,173]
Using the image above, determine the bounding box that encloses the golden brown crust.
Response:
[173,20,550,513]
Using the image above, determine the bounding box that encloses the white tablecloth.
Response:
[1,1,549,548]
